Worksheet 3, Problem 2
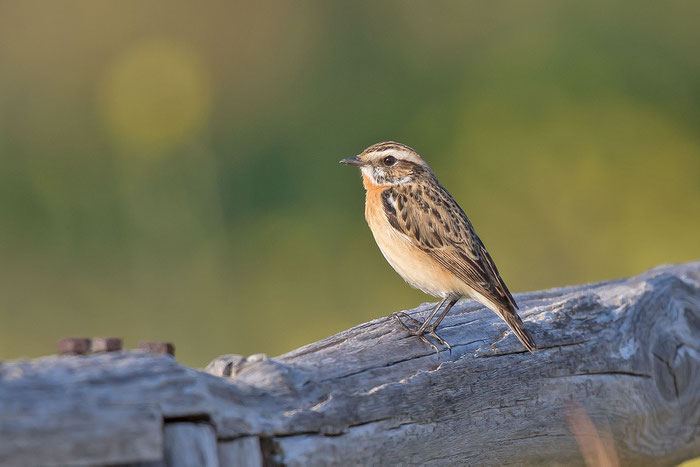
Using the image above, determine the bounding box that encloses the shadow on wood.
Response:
[1,262,699,466]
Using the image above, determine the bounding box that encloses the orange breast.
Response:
[363,173,390,231]
[362,176,465,298]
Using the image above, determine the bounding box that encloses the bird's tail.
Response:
[498,308,536,352]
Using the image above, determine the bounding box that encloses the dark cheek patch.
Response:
[374,161,417,185]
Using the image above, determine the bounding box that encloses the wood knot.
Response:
[650,337,697,403]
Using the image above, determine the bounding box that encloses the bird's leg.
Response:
[424,298,459,354]
[393,298,448,356]
[416,298,448,334]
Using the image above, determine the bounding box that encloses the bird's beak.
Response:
[339,156,366,167]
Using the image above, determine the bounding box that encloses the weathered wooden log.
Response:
[0,262,698,466]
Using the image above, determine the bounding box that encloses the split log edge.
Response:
[0,262,698,466]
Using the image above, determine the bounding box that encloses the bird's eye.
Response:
[383,156,397,166]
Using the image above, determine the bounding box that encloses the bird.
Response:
[340,141,536,355]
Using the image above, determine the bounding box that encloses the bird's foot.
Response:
[392,312,451,358]
[425,323,452,355]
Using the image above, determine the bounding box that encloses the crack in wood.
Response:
[653,352,680,400]
[474,339,590,358]
[164,413,213,424]
[548,370,652,379]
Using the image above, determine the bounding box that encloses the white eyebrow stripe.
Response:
[394,150,424,165]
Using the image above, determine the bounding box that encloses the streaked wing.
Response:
[381,182,518,311]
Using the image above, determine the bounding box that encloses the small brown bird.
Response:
[340,141,535,355]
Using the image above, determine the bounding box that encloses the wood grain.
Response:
[163,423,218,467]
[218,437,263,467]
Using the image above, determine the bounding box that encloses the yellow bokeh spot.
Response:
[99,40,210,156]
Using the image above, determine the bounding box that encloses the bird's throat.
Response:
[361,172,390,192]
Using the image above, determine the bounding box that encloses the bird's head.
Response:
[339,141,434,188]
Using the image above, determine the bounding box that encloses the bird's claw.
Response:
[427,325,452,355]
[392,312,450,358]
[392,311,422,330]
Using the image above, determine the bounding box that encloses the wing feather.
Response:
[382,183,518,312]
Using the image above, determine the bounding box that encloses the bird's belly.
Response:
[365,196,463,298]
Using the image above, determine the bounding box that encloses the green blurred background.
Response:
[1,1,699,367]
